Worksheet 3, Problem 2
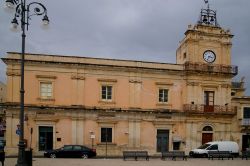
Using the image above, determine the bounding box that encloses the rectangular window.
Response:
[204,91,215,112]
[204,91,214,106]
[40,82,53,99]
[159,89,168,102]
[101,127,112,143]
[101,85,112,100]
[243,107,250,119]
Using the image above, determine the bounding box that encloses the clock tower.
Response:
[176,3,234,67]
[178,2,238,114]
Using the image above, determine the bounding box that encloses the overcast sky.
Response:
[0,0,250,95]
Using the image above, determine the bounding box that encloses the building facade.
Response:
[1,6,250,156]
[0,81,6,142]
[0,81,6,104]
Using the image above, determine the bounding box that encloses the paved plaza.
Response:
[4,158,250,166]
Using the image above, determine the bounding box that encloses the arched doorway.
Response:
[202,126,213,144]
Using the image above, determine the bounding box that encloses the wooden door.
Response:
[202,133,213,145]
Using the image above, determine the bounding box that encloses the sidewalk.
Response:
[5,158,250,166]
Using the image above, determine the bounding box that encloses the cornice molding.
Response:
[98,78,117,82]
[155,82,173,86]
[6,71,21,76]
[129,79,142,83]
[71,75,85,80]
[36,75,57,79]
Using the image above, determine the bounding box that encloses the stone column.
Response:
[72,118,84,145]
[5,112,13,148]
[129,79,142,108]
[5,111,19,154]
[71,74,85,105]
[128,120,141,148]
[186,122,197,151]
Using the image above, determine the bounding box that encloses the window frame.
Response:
[204,91,215,106]
[101,85,113,101]
[40,81,53,99]
[98,79,117,103]
[158,88,169,103]
[36,75,56,101]
[243,107,250,119]
[100,127,113,143]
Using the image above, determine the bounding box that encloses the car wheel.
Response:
[81,154,88,159]
[189,151,194,157]
[50,153,56,158]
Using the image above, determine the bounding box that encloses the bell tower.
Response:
[176,1,234,67]
[179,1,238,113]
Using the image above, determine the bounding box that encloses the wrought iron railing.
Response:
[184,62,238,75]
[183,104,237,114]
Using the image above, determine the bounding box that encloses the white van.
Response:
[189,141,239,157]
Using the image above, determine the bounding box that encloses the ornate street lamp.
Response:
[4,0,49,165]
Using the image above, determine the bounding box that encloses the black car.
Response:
[44,145,96,159]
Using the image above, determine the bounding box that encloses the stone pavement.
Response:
[4,158,250,166]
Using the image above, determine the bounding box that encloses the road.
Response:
[4,158,250,166]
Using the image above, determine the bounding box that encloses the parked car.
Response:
[44,145,96,159]
[189,141,239,157]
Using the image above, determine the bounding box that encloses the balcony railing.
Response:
[184,62,238,75]
[241,119,250,126]
[183,104,237,115]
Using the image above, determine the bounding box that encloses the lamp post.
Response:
[4,0,49,165]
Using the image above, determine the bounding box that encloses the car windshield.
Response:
[197,144,211,149]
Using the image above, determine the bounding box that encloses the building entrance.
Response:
[156,130,169,152]
[202,126,213,144]
[202,133,213,144]
[242,135,250,151]
[39,126,53,151]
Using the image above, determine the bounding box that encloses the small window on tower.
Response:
[183,52,187,59]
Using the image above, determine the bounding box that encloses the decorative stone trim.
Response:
[98,113,115,117]
[129,107,142,110]
[155,82,173,85]
[97,143,117,146]
[98,78,117,82]
[6,71,21,76]
[201,84,218,88]
[155,115,172,119]
[36,75,57,79]
[36,111,55,115]
[156,103,172,107]
[37,97,55,101]
[221,84,230,88]
[186,82,199,86]
[97,119,118,124]
[129,79,142,83]
[98,100,116,104]
[71,75,85,80]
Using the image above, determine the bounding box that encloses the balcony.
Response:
[241,119,250,126]
[183,104,237,115]
[184,62,238,75]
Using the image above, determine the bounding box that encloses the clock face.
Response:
[203,50,216,63]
